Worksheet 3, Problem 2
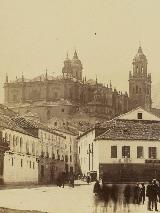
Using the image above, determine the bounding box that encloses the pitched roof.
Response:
[0,111,36,137]
[12,116,66,138]
[96,120,160,141]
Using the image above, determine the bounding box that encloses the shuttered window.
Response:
[122,146,130,158]
[111,146,117,158]
[137,146,143,158]
[149,147,157,159]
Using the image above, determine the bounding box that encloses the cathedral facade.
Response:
[4,47,151,122]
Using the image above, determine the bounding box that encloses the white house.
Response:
[0,109,66,185]
[78,107,160,182]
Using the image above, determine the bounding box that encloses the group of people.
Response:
[131,179,160,211]
[146,179,160,211]
[93,178,160,211]
[57,172,75,188]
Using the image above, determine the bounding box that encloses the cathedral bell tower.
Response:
[71,50,83,81]
[129,46,152,111]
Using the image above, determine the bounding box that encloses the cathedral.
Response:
[4,47,152,122]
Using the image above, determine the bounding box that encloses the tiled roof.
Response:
[12,116,66,138]
[0,112,35,137]
[96,120,160,141]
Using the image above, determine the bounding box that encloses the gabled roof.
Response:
[12,116,66,138]
[115,107,160,121]
[96,120,160,141]
[95,107,160,141]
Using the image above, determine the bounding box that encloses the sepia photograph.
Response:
[0,0,160,212]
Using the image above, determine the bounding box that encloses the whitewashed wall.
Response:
[98,140,160,164]
[4,153,38,184]
[78,129,95,175]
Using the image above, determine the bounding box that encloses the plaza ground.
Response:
[0,181,159,213]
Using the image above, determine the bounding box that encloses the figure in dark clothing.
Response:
[157,182,160,203]
[70,174,75,188]
[61,172,66,188]
[123,185,131,205]
[140,183,145,204]
[101,184,110,211]
[152,180,158,211]
[86,175,91,184]
[57,174,62,187]
[110,184,119,212]
[93,180,101,196]
[146,181,154,211]
[133,183,140,204]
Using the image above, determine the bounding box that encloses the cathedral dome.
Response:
[133,46,147,62]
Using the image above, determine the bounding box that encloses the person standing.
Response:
[146,180,153,211]
[93,180,101,196]
[87,175,91,184]
[133,183,140,204]
[140,183,145,204]
[61,172,66,188]
[70,173,75,188]
[152,179,158,211]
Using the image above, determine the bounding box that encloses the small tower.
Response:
[129,46,152,111]
[5,73,8,83]
[71,50,83,81]
[62,53,72,78]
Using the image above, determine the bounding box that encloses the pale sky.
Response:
[0,0,160,106]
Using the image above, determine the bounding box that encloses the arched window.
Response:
[9,134,12,147]
[141,67,144,73]
[5,133,8,142]
[32,142,35,155]
[16,136,19,152]
[46,146,49,158]
[26,141,29,154]
[136,66,138,73]
[13,135,16,151]
[20,137,23,153]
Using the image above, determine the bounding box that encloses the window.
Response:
[54,122,57,127]
[122,146,130,158]
[26,142,29,154]
[11,158,14,166]
[30,161,32,168]
[137,146,143,158]
[33,162,35,169]
[111,146,117,158]
[149,147,157,159]
[32,142,35,155]
[70,155,72,162]
[20,138,23,153]
[5,133,8,142]
[21,159,23,167]
[61,108,64,112]
[137,112,142,119]
[70,145,72,153]
[136,85,138,94]
[79,147,80,154]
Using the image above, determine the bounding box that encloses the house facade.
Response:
[78,107,160,182]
